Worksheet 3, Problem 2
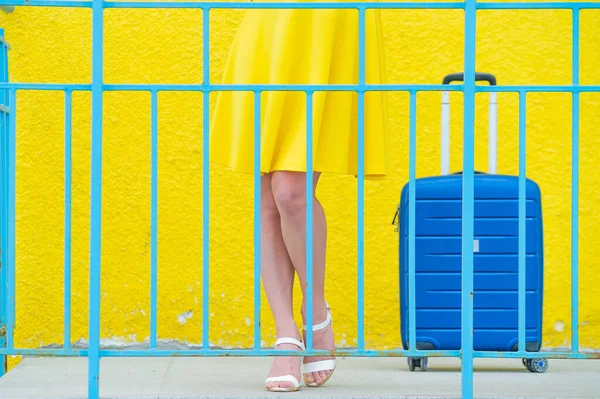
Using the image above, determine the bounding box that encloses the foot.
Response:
[302,307,336,387]
[264,337,304,392]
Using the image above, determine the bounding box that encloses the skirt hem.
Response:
[210,159,391,181]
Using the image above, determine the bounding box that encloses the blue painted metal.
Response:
[253,90,261,350]
[0,28,7,377]
[96,350,600,359]
[571,7,580,354]
[0,0,92,7]
[477,2,600,9]
[150,90,159,350]
[1,346,600,359]
[475,351,600,359]
[357,6,366,351]
[105,84,466,92]
[408,91,417,352]
[201,6,210,352]
[97,348,459,357]
[305,90,314,350]
[88,0,104,397]
[0,83,595,92]
[0,1,596,398]
[6,88,15,352]
[0,83,91,91]
[518,91,526,353]
[0,347,462,356]
[64,90,73,351]
[461,0,476,397]
[0,348,89,356]
[106,1,464,9]
[3,0,600,9]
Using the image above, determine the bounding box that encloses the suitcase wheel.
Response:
[525,358,548,373]
[408,357,428,372]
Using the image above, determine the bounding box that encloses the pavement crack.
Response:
[157,358,174,399]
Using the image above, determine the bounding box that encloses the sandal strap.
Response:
[265,374,301,387]
[303,359,336,374]
[302,308,332,332]
[275,337,305,350]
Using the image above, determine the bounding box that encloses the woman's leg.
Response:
[260,173,303,390]
[271,171,335,386]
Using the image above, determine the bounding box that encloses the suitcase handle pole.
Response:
[441,72,498,175]
[443,72,497,86]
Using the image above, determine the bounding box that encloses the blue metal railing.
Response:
[0,1,599,399]
[0,27,8,379]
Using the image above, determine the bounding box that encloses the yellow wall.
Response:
[1,3,599,367]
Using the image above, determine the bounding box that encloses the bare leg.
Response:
[271,171,335,386]
[260,173,303,390]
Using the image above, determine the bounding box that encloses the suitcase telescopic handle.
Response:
[443,72,497,86]
[441,72,498,176]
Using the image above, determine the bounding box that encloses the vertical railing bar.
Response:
[462,0,476,397]
[517,91,526,353]
[571,6,580,354]
[488,92,497,174]
[202,6,210,352]
[89,0,104,396]
[358,6,366,86]
[305,90,314,351]
[0,122,5,375]
[64,89,73,351]
[253,90,261,350]
[150,89,158,350]
[357,5,366,351]
[408,90,417,352]
[6,88,15,352]
[441,90,450,176]
[0,31,8,376]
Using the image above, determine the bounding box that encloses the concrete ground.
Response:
[0,356,599,399]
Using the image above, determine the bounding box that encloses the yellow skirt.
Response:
[209,4,390,179]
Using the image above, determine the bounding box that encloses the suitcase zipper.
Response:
[392,207,399,232]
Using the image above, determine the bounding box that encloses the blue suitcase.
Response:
[396,73,547,372]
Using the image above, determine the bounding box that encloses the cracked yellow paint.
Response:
[0,5,598,371]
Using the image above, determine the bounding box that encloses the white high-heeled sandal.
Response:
[264,337,305,392]
[302,303,336,387]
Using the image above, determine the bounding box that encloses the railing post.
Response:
[201,5,211,352]
[89,0,104,397]
[253,90,261,350]
[357,5,366,352]
[5,55,15,369]
[571,6,580,354]
[63,89,73,353]
[150,89,159,350]
[517,91,527,353]
[462,0,477,398]
[408,90,417,354]
[305,90,314,350]
[0,27,7,378]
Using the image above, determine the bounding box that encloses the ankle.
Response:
[275,322,301,340]
[301,303,328,324]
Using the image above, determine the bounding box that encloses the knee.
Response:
[272,172,307,216]
[260,181,279,219]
